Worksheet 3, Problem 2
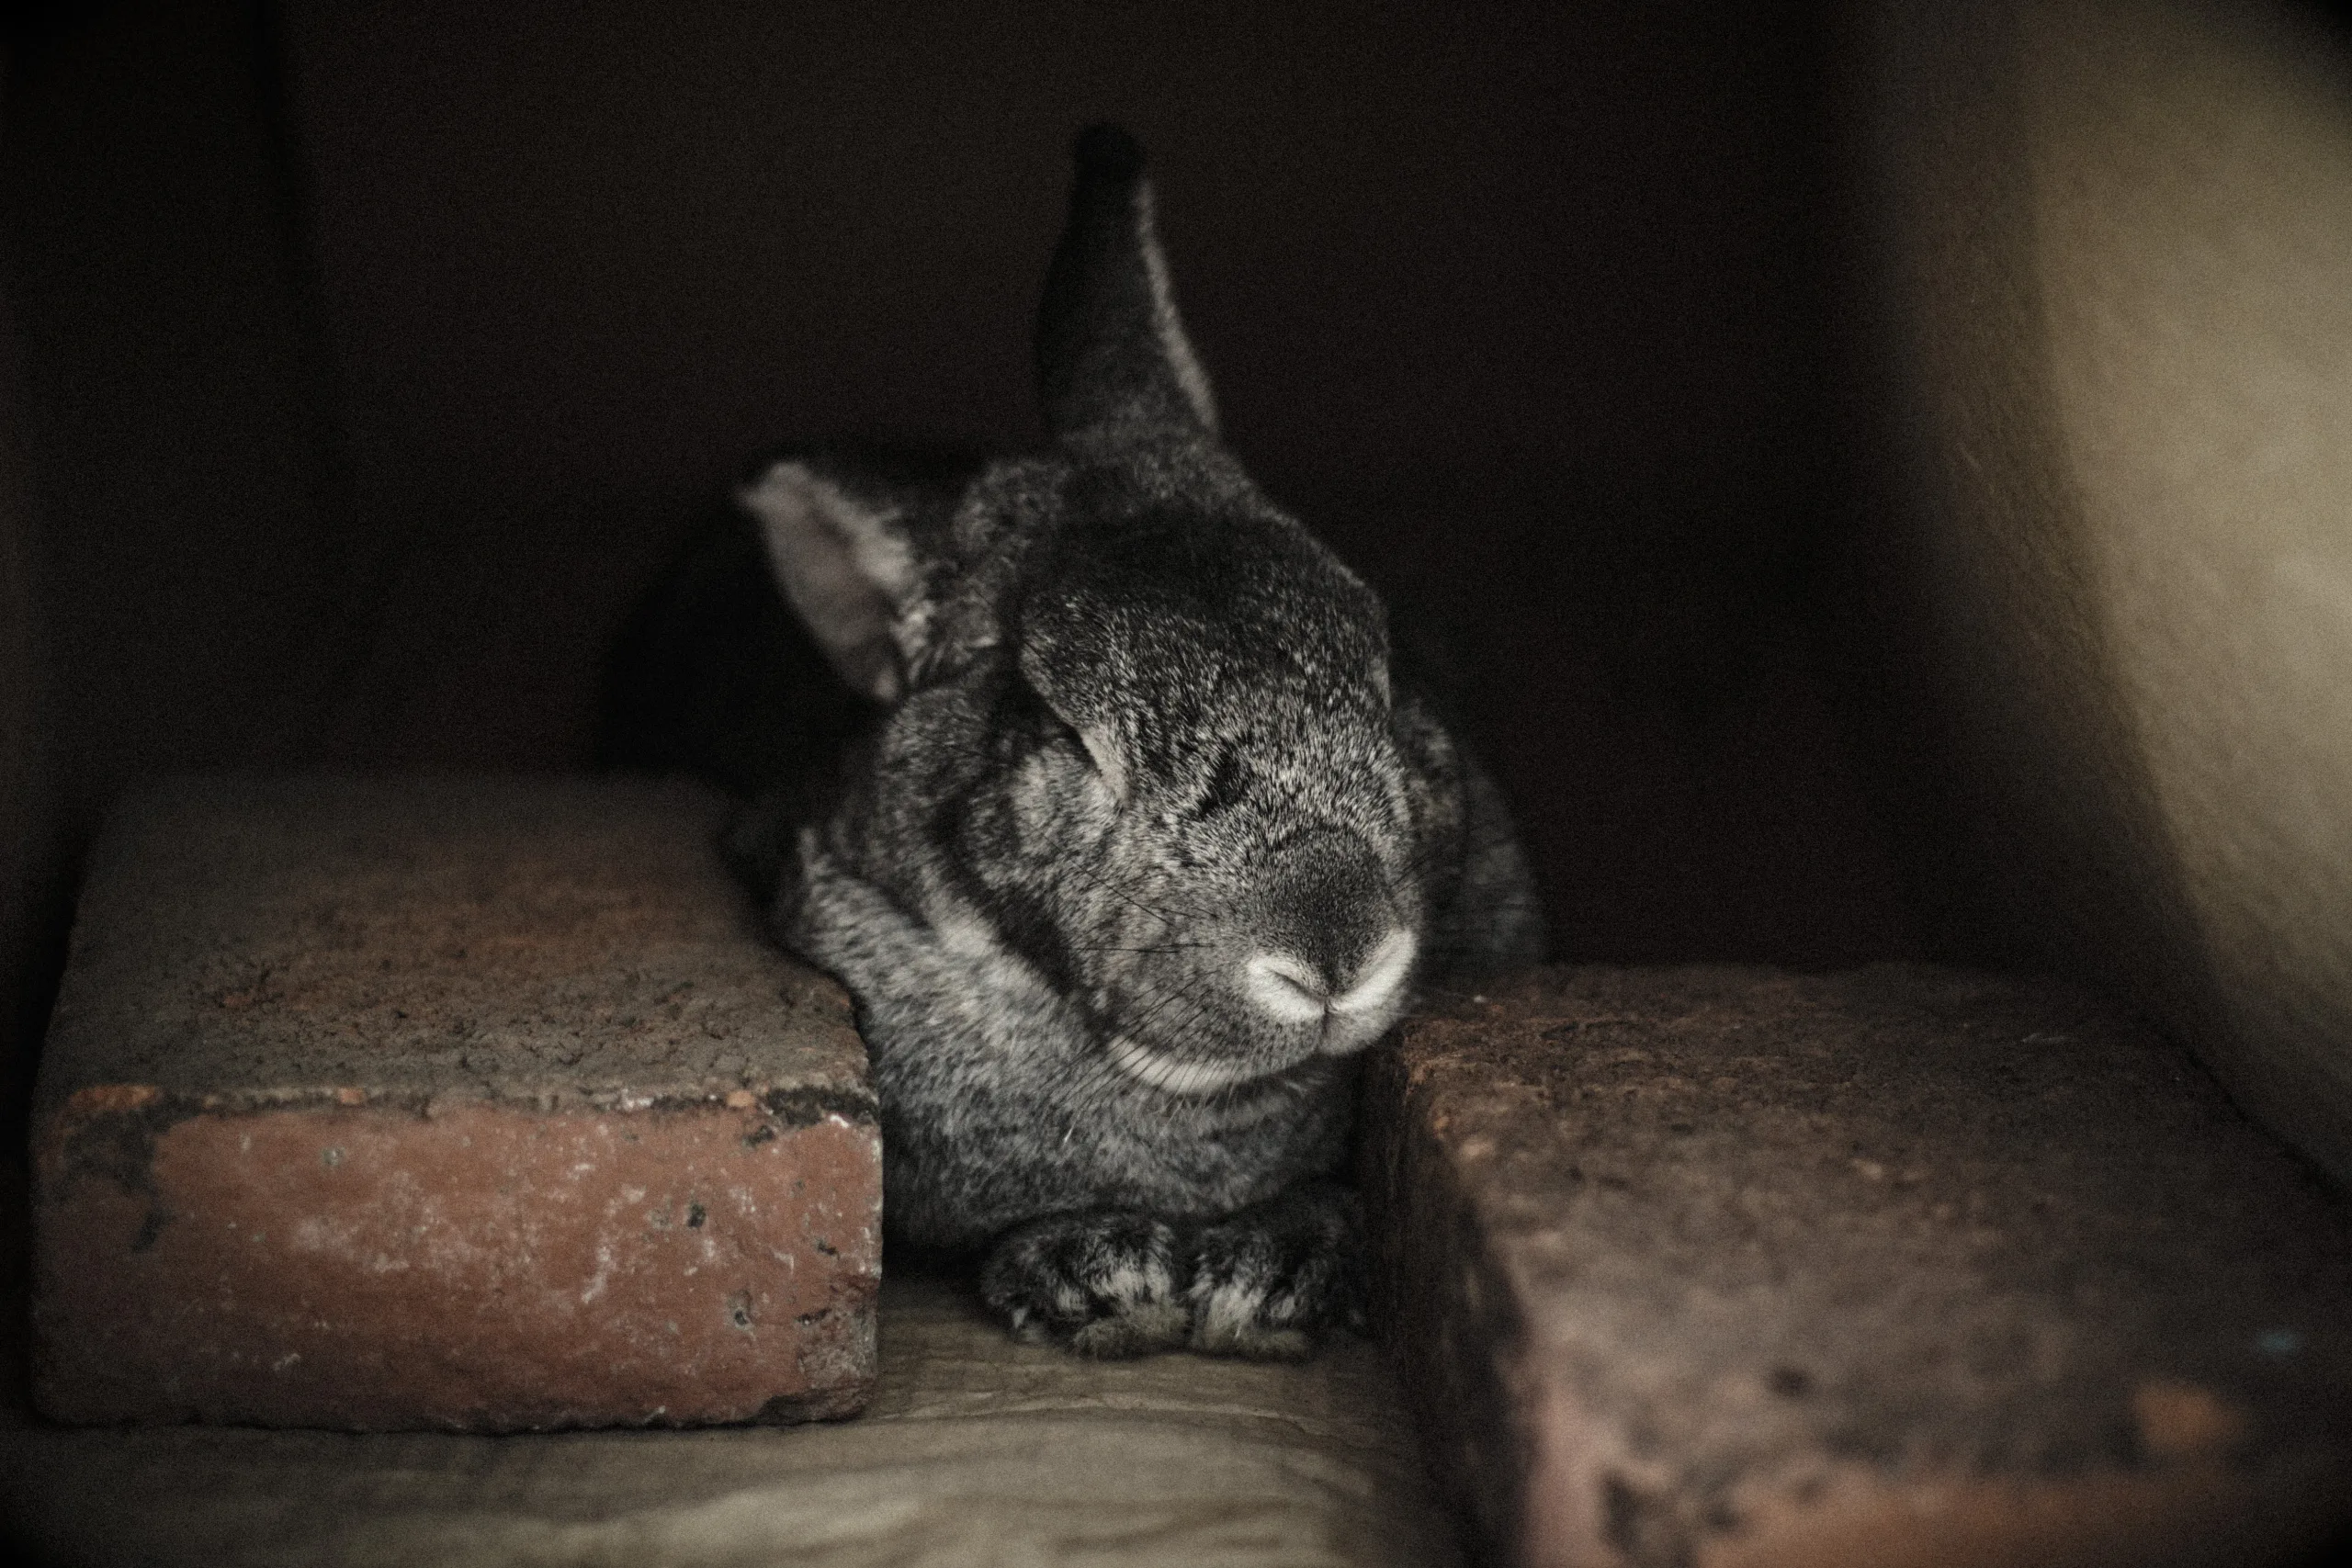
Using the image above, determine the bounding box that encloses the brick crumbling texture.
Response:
[1363,964,2352,1568]
[32,775,880,1431]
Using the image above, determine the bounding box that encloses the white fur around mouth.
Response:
[1105,1034,1270,1096]
[1331,928,1416,1017]
[1241,928,1417,1027]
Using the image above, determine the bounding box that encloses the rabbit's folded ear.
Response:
[737,457,926,705]
[1035,123,1220,445]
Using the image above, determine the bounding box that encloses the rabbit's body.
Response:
[604,128,1541,1359]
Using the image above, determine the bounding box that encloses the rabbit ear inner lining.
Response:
[741,459,920,705]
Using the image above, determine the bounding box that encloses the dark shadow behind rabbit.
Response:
[602,126,1544,1359]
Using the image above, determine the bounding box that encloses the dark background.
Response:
[3,0,1939,1140]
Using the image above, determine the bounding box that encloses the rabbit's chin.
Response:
[1103,1033,1324,1098]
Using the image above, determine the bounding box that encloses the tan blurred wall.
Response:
[1860,0,2352,1182]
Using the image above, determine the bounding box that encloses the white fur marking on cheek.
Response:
[1012,755,1060,833]
[932,908,1000,961]
[1330,928,1416,1017]
[1135,182,1218,434]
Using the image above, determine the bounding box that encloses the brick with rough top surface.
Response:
[1364,964,2352,1568]
[32,774,879,1431]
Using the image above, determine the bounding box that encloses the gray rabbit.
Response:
[603,126,1544,1359]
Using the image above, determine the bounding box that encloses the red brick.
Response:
[1363,964,2352,1567]
[31,775,879,1430]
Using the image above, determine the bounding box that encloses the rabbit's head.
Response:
[747,127,1428,1095]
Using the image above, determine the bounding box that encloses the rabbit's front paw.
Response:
[980,1209,1191,1359]
[1186,1181,1367,1361]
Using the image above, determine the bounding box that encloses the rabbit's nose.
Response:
[1242,928,1416,1024]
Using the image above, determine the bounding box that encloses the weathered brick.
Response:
[1363,964,2352,1568]
[31,775,879,1431]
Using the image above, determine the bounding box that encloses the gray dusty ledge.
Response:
[2,1274,1459,1568]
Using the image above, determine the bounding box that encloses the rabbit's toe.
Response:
[1185,1181,1366,1359]
[1189,1281,1315,1361]
[1069,1300,1191,1358]
[980,1209,1189,1357]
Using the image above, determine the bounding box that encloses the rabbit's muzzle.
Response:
[1240,927,1416,1035]
[1093,825,1417,1095]
[1232,826,1418,1052]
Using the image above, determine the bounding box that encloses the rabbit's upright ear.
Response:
[1035,124,1220,445]
[737,457,930,705]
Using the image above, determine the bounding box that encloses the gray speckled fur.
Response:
[608,126,1543,1356]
